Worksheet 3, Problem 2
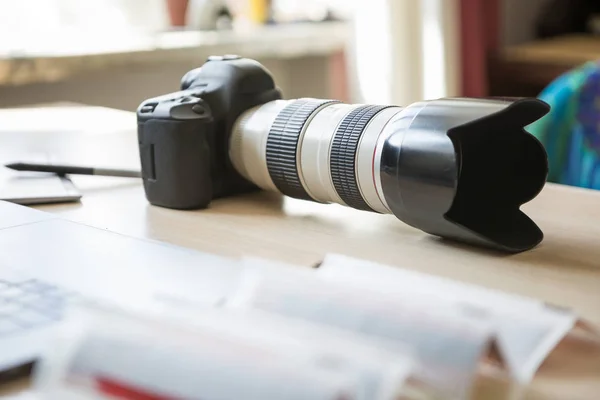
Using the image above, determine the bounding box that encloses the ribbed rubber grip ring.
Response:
[266,99,337,200]
[330,105,391,211]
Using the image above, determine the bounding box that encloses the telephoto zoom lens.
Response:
[229,97,550,253]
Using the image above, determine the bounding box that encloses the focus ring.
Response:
[266,99,337,200]
[330,105,391,211]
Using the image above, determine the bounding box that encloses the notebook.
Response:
[0,154,81,205]
[0,170,81,205]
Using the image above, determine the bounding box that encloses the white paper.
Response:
[317,253,579,382]
[0,392,42,400]
[34,304,408,400]
[227,258,498,399]
[165,307,414,400]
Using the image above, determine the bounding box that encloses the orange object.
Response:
[248,0,269,24]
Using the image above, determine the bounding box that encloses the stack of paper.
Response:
[29,253,597,400]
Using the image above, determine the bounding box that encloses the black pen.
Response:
[5,162,142,178]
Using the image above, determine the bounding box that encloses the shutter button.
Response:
[192,104,206,115]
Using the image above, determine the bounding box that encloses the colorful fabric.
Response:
[527,61,600,188]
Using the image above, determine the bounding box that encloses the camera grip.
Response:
[138,119,212,209]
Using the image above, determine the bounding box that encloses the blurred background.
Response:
[0,0,598,110]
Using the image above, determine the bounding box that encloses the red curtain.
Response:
[460,0,501,97]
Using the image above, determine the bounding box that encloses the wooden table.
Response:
[1,105,599,399]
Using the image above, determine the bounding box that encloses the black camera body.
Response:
[137,56,281,209]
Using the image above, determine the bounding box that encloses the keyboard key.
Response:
[12,291,44,307]
[0,286,25,301]
[23,291,70,309]
[0,319,21,335]
[12,308,58,328]
[27,295,62,308]
[0,301,22,316]
[19,280,58,293]
[30,301,68,318]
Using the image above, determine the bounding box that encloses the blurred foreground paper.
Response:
[317,253,595,383]
[227,257,502,400]
[0,392,41,400]
[33,304,411,400]
[160,306,415,400]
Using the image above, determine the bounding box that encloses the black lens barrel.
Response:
[266,99,337,200]
[330,105,392,211]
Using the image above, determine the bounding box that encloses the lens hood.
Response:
[380,98,550,253]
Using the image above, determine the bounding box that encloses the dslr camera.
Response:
[137,56,550,253]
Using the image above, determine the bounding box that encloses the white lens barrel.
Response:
[300,103,361,205]
[266,99,338,201]
[229,99,402,214]
[230,100,292,192]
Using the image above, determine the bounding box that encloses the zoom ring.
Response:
[330,105,391,211]
[266,99,337,200]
